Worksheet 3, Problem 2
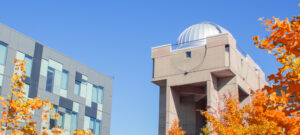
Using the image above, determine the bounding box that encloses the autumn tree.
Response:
[201,8,300,135]
[168,5,300,135]
[167,120,186,135]
[0,59,93,135]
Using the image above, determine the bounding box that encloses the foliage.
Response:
[0,59,93,135]
[254,15,300,112]
[199,125,212,135]
[202,91,299,135]
[202,9,300,135]
[167,120,185,135]
[168,5,300,135]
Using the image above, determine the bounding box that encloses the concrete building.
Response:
[151,22,267,135]
[0,23,113,135]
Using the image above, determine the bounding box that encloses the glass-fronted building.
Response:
[0,23,113,135]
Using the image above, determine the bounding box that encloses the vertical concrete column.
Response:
[159,83,180,135]
[166,85,180,133]
[158,86,167,135]
[206,75,219,114]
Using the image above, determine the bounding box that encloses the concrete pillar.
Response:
[159,84,180,135]
[207,75,219,114]
[158,86,167,135]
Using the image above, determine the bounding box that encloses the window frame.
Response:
[74,81,81,96]
[186,51,192,58]
[61,69,69,90]
[92,85,104,104]
[0,41,8,65]
[89,117,101,135]
[46,67,55,93]
[24,54,33,77]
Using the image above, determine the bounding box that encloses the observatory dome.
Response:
[176,22,231,49]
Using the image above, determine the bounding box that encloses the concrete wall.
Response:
[152,33,267,135]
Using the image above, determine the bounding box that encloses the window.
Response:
[0,41,7,65]
[64,109,78,134]
[45,65,68,96]
[92,86,97,103]
[186,51,191,58]
[24,83,30,98]
[74,81,81,96]
[61,70,69,90]
[89,117,101,135]
[0,75,3,93]
[97,87,103,104]
[0,42,7,93]
[49,106,64,129]
[46,67,55,92]
[225,44,230,52]
[74,75,88,97]
[24,55,33,77]
[49,106,58,129]
[92,85,103,104]
[57,112,64,128]
[238,86,249,102]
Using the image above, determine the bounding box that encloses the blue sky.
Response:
[0,1,298,135]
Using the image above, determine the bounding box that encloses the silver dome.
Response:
[176,22,231,49]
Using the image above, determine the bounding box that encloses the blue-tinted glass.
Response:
[24,55,33,77]
[0,41,7,65]
[97,87,103,104]
[92,85,97,103]
[74,81,81,96]
[70,112,78,134]
[24,84,30,98]
[89,118,95,133]
[51,105,58,119]
[186,51,191,58]
[64,110,72,132]
[61,70,69,90]
[57,112,64,128]
[49,105,58,129]
[46,67,55,92]
[95,120,101,135]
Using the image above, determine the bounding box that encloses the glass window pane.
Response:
[50,106,58,119]
[0,75,3,87]
[53,70,61,95]
[97,87,103,104]
[0,75,3,93]
[46,67,55,92]
[24,84,30,98]
[95,120,101,135]
[61,70,68,90]
[50,106,58,129]
[64,110,71,132]
[80,80,87,97]
[0,42,7,65]
[74,81,80,96]
[70,112,78,134]
[24,55,33,77]
[57,112,64,129]
[92,86,97,103]
[89,118,95,134]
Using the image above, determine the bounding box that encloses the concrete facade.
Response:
[0,23,113,135]
[151,27,267,134]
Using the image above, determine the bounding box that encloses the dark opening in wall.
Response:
[186,51,192,58]
[225,44,230,52]
[238,86,249,102]
[152,59,155,78]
